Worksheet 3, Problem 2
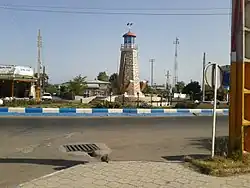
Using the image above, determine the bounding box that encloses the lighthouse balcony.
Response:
[121,44,138,50]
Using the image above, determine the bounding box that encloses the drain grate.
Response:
[63,143,100,153]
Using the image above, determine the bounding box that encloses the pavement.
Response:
[0,116,229,187]
[19,161,250,188]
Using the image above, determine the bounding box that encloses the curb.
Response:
[0,108,229,117]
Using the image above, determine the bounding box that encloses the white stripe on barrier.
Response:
[216,109,224,113]
[137,109,151,114]
[8,107,25,113]
[189,109,202,113]
[76,108,92,113]
[42,108,60,113]
[108,109,123,113]
[164,109,177,113]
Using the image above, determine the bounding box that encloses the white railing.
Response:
[121,44,138,49]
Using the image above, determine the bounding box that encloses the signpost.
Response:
[205,63,223,157]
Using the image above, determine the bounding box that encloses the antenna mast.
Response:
[173,37,179,86]
[36,29,42,101]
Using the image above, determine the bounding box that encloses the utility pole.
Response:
[173,37,179,86]
[149,59,155,105]
[36,29,42,101]
[202,52,206,102]
[42,65,46,93]
[165,70,171,91]
[165,70,171,105]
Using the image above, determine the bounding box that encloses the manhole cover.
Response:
[63,143,100,153]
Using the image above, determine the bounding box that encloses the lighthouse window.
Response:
[132,37,135,44]
[124,37,128,44]
[127,37,132,43]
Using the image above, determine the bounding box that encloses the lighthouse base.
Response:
[114,92,162,103]
[115,92,145,103]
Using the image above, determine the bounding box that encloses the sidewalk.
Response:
[19,161,250,188]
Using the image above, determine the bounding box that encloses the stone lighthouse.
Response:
[117,25,145,100]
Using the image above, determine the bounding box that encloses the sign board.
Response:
[0,65,15,75]
[222,71,230,87]
[14,66,34,77]
[205,64,223,89]
[0,64,34,77]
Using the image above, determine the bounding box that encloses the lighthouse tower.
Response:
[118,26,142,97]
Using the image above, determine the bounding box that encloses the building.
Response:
[84,80,110,97]
[60,79,110,97]
[0,65,37,98]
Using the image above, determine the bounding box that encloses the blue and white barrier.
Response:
[0,107,229,117]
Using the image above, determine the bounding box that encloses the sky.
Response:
[0,0,231,84]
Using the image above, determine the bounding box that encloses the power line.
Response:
[1,4,231,11]
[0,6,231,16]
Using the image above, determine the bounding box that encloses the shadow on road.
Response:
[188,136,228,155]
[0,158,88,170]
[162,154,209,162]
[162,136,229,162]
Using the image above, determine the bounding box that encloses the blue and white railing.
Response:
[0,107,229,117]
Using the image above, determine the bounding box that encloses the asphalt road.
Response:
[0,116,228,187]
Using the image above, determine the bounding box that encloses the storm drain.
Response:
[63,143,100,153]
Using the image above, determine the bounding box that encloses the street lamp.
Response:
[149,59,155,105]
[137,92,140,107]
[110,92,113,103]
[202,54,211,102]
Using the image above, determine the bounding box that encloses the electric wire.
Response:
[0,5,231,16]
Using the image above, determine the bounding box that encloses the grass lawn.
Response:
[185,154,250,177]
[184,136,250,177]
[1,99,229,109]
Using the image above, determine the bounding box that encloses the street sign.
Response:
[205,63,223,89]
[222,71,230,87]
[205,63,221,158]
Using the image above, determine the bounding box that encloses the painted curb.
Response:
[0,108,229,117]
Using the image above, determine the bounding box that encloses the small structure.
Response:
[84,80,110,97]
[0,65,36,98]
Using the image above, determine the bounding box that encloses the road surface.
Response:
[0,116,228,187]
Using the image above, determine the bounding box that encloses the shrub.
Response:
[3,99,37,107]
[91,101,123,108]
[3,99,70,107]
[174,102,198,109]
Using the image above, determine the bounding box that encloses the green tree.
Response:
[182,81,201,100]
[172,81,185,93]
[34,72,49,88]
[45,84,58,94]
[204,85,213,101]
[109,73,119,94]
[97,71,109,82]
[68,74,87,95]
[142,84,151,94]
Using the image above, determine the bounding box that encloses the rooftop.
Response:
[123,31,136,37]
[86,80,110,84]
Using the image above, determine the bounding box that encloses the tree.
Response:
[97,71,109,82]
[109,73,119,94]
[68,74,87,95]
[34,72,49,88]
[172,81,185,93]
[142,83,153,94]
[182,81,201,100]
[45,84,58,94]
